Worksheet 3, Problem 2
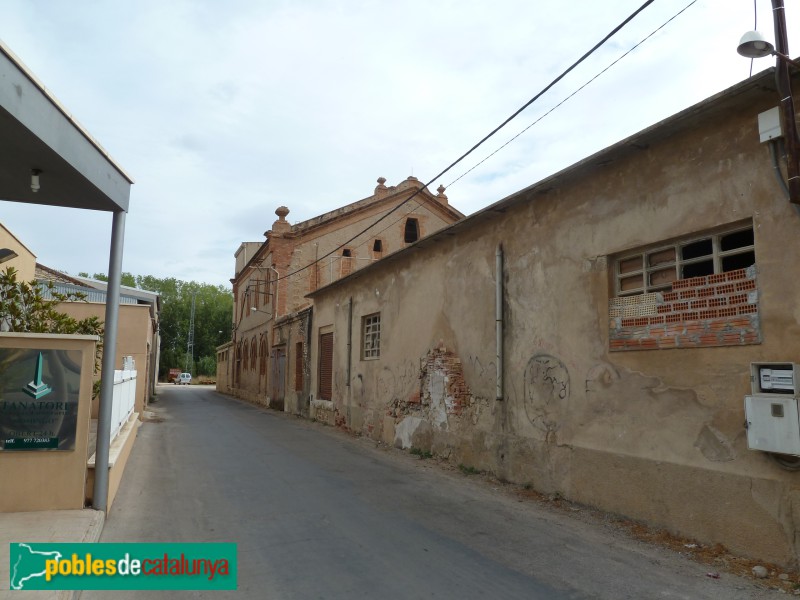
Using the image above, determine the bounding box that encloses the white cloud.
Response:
[0,0,797,286]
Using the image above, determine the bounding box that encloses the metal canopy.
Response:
[0,41,132,211]
[0,40,133,512]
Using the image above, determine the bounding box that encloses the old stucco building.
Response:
[304,68,800,565]
[217,176,464,413]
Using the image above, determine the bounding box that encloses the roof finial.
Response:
[271,206,291,235]
[375,176,388,196]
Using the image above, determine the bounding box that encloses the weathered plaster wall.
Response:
[216,341,232,393]
[309,85,800,564]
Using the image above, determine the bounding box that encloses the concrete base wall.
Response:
[86,413,140,511]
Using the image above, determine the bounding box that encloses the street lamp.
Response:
[738,30,800,68]
[250,307,271,316]
[737,0,800,205]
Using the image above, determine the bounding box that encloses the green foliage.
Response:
[458,464,482,475]
[88,272,137,288]
[0,267,103,336]
[196,355,217,377]
[88,273,233,380]
[410,447,433,459]
[0,267,104,378]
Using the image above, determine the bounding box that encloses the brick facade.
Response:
[609,266,760,351]
[219,177,464,412]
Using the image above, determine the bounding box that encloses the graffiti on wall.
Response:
[523,354,569,436]
[376,359,419,404]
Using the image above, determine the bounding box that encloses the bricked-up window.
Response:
[609,223,761,352]
[615,226,755,296]
[341,248,353,277]
[362,313,381,360]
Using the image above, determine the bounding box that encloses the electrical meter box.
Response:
[745,363,800,456]
[750,362,800,395]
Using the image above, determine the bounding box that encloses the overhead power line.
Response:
[267,0,657,285]
[446,0,699,189]
[358,0,699,249]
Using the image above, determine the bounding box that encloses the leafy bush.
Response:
[0,267,104,387]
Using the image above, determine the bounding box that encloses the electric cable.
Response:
[264,0,658,285]
[345,0,700,255]
[446,0,698,189]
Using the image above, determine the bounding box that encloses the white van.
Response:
[176,373,192,385]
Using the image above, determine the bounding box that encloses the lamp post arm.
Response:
[773,50,800,70]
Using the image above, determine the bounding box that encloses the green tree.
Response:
[87,273,232,380]
[0,267,103,336]
[0,267,105,396]
[84,272,137,287]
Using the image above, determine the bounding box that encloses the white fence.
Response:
[111,369,137,442]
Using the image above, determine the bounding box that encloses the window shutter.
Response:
[319,333,333,400]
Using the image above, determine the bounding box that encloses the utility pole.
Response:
[771,0,800,203]
[185,292,196,373]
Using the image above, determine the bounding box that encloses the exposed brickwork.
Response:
[609,266,760,352]
[422,346,470,415]
[387,344,472,420]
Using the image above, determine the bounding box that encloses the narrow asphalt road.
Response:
[83,385,775,599]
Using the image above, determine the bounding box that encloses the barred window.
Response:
[362,313,381,360]
[615,226,755,296]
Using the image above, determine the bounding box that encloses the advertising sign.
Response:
[0,348,82,451]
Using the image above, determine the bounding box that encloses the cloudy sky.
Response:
[1,0,798,288]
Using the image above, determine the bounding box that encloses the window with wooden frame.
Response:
[318,332,333,401]
[614,225,755,296]
[362,313,381,360]
[250,338,258,371]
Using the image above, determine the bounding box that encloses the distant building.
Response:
[0,221,36,281]
[36,268,162,415]
[217,176,464,413]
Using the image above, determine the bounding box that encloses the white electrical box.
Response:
[750,362,800,395]
[745,363,800,456]
[758,107,782,143]
[745,395,800,455]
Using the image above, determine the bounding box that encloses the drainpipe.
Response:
[306,308,313,413]
[496,244,504,401]
[94,209,126,511]
[267,266,279,318]
[771,0,800,204]
[768,141,800,217]
[346,297,353,387]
